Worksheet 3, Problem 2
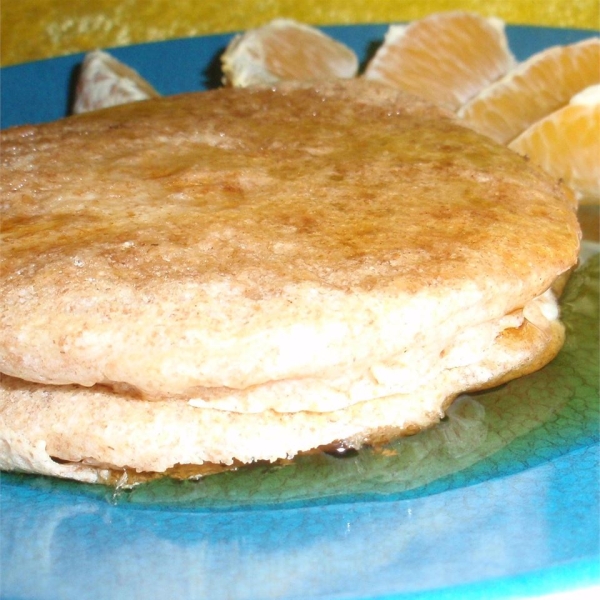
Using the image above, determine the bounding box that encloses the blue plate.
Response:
[1,24,599,600]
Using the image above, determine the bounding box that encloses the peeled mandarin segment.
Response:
[459,37,600,145]
[363,11,515,111]
[509,85,600,204]
[221,18,358,87]
[72,50,160,114]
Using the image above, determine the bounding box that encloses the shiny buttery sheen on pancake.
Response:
[0,80,580,483]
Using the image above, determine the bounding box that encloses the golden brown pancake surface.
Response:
[0,81,578,400]
[0,80,581,482]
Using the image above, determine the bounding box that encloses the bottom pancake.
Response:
[0,292,564,486]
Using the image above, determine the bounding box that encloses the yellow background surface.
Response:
[2,0,599,66]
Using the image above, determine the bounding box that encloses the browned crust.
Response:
[0,80,580,484]
[0,81,579,398]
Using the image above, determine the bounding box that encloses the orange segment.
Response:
[459,37,600,144]
[509,85,600,204]
[221,18,358,87]
[363,11,515,111]
[73,50,159,114]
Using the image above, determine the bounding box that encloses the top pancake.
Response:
[0,80,580,399]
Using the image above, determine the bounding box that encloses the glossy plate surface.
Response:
[1,24,599,600]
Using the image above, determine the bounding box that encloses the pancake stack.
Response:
[0,80,580,484]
